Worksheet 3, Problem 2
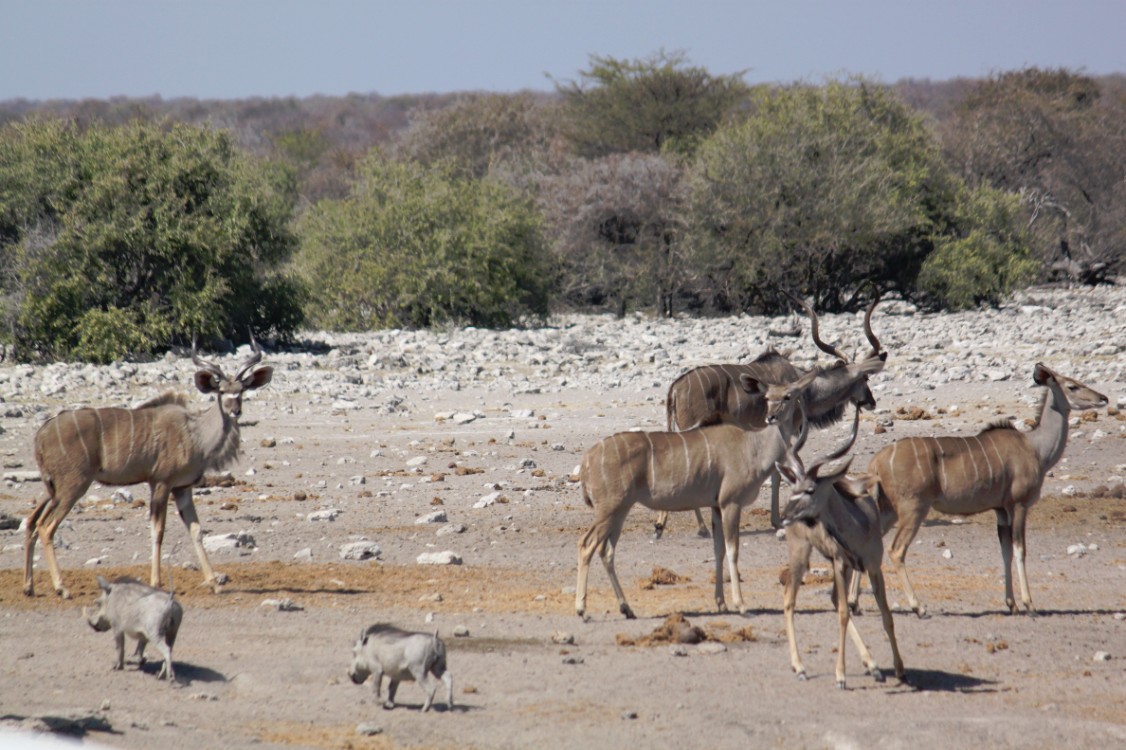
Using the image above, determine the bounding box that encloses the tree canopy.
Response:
[555,50,749,158]
[0,118,302,361]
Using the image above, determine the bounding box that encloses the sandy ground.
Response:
[1,326,1125,750]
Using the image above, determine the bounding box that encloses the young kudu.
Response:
[777,407,905,689]
[575,371,814,620]
[23,340,273,598]
[656,294,886,536]
[863,362,1107,617]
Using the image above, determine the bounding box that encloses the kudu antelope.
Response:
[862,362,1107,617]
[777,407,905,688]
[575,370,814,620]
[23,340,273,598]
[656,294,886,536]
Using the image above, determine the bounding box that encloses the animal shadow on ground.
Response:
[889,669,997,694]
[150,661,226,684]
[1,712,122,738]
[230,584,368,596]
[940,608,1123,619]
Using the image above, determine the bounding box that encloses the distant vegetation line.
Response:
[1,54,1123,362]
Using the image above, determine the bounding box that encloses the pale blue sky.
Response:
[3,0,1125,101]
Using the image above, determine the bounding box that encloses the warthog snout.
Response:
[84,602,111,632]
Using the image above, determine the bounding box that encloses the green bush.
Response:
[916,187,1038,309]
[295,154,549,329]
[0,118,302,361]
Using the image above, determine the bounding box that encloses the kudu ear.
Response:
[1032,362,1053,386]
[738,373,766,395]
[775,460,800,486]
[244,366,273,390]
[194,370,222,394]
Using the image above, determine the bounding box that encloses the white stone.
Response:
[416,550,462,565]
[307,509,340,522]
[293,548,313,562]
[406,456,429,468]
[203,531,256,552]
[339,541,381,560]
[437,523,467,536]
[416,510,448,524]
[474,491,501,509]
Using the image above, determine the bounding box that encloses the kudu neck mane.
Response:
[141,389,243,472]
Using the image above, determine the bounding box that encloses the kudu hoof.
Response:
[651,526,665,541]
[870,668,886,683]
[695,528,711,539]
[57,587,72,600]
[836,680,847,690]
[620,604,636,620]
[796,671,808,682]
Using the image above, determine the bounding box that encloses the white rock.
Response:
[307,509,340,522]
[510,409,535,419]
[696,642,727,655]
[437,523,467,536]
[203,531,256,552]
[406,456,429,468]
[452,412,478,424]
[941,549,953,559]
[416,510,448,524]
[1093,651,1111,662]
[416,550,462,565]
[293,548,313,562]
[339,541,381,560]
[474,491,501,509]
[260,598,303,612]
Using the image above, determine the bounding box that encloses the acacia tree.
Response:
[555,50,748,158]
[0,119,302,362]
[688,79,962,312]
[942,67,1126,282]
[294,153,549,329]
[540,153,688,316]
[392,93,562,180]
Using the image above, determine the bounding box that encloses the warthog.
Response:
[85,575,183,681]
[348,624,453,712]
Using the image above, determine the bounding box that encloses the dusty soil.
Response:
[1,321,1125,749]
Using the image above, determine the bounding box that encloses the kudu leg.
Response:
[1011,503,1035,613]
[36,492,86,599]
[833,565,853,688]
[576,513,634,619]
[783,537,811,680]
[868,569,905,681]
[769,469,782,530]
[597,518,635,619]
[692,508,710,538]
[995,507,1024,614]
[711,508,727,612]
[149,484,171,588]
[718,505,747,614]
[885,505,929,618]
[173,487,224,591]
[652,509,710,540]
[22,494,52,597]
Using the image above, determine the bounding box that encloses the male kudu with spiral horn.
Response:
[23,338,272,598]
